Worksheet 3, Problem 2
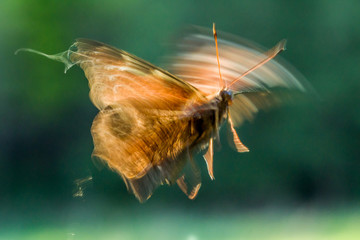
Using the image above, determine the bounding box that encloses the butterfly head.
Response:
[219,89,233,105]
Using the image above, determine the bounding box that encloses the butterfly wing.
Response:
[71,39,205,110]
[69,39,208,201]
[91,104,198,201]
[167,28,311,120]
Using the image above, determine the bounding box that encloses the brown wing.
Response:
[66,39,209,201]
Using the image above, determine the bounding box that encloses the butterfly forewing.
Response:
[168,29,309,129]
[168,29,307,95]
[70,39,206,111]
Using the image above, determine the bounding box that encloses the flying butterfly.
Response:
[17,24,309,202]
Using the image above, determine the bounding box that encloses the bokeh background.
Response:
[1,0,359,239]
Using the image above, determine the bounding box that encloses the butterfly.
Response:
[17,24,309,202]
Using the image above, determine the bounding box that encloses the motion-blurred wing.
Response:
[168,29,307,96]
[167,28,311,127]
[229,88,307,127]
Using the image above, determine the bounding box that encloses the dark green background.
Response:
[1,0,359,239]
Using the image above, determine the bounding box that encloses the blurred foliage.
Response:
[1,0,360,212]
[2,206,360,240]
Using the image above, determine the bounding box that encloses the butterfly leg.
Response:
[176,148,201,199]
[203,137,215,180]
[228,110,249,153]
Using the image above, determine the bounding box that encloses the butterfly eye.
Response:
[228,91,234,101]
[228,91,234,105]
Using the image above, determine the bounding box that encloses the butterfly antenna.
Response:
[227,39,287,88]
[213,23,226,90]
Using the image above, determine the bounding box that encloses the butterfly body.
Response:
[187,89,232,138]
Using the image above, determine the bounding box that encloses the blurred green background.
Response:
[1,0,360,239]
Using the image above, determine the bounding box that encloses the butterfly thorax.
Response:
[211,89,233,123]
[188,89,233,146]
